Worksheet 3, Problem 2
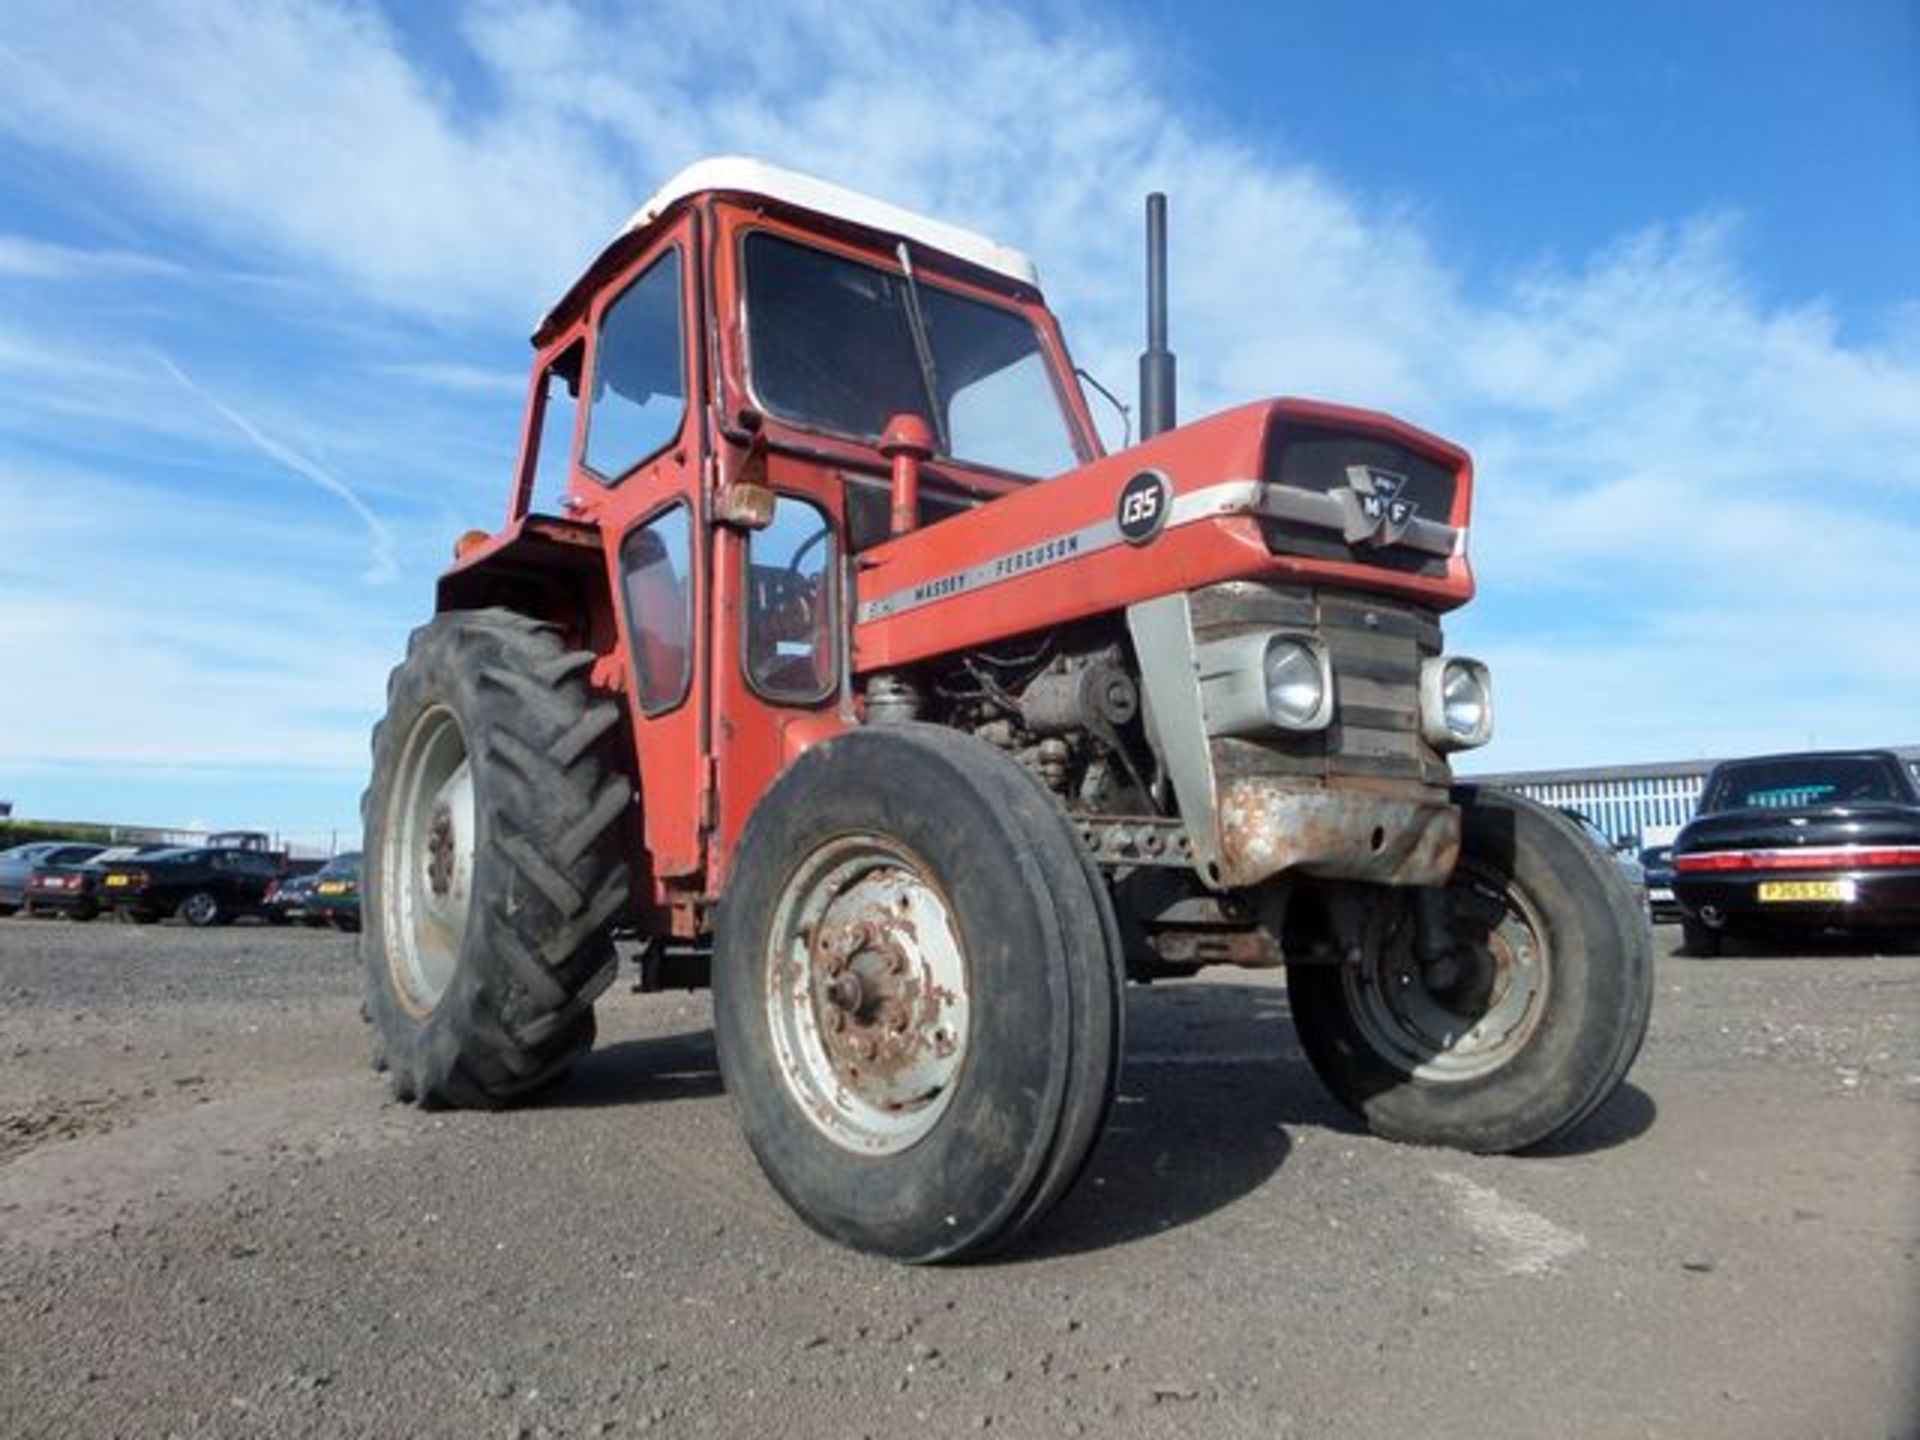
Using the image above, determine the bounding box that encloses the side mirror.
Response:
[715,412,775,531]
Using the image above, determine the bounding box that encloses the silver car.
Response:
[0,842,107,914]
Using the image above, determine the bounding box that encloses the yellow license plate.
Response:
[104,873,130,887]
[317,881,347,895]
[1757,879,1850,903]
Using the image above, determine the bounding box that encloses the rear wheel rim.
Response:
[184,893,218,926]
[383,705,475,1017]
[765,837,971,1156]
[1344,864,1552,1083]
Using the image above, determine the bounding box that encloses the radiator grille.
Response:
[1261,425,1458,579]
[1189,580,1450,790]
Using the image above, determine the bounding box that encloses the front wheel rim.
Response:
[382,705,476,1017]
[1344,865,1552,1083]
[765,837,971,1156]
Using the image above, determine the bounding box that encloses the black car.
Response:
[99,844,289,927]
[1672,750,1920,955]
[1,842,106,914]
[22,844,169,921]
[1639,844,1678,922]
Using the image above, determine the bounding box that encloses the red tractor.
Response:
[361,159,1651,1261]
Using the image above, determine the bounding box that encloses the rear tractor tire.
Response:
[360,608,633,1108]
[713,725,1124,1263]
[1288,786,1653,1154]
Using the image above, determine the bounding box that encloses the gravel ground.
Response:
[1,915,1915,1439]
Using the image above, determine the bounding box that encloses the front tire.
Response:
[179,890,223,928]
[361,609,633,1108]
[713,725,1123,1263]
[1288,787,1653,1153]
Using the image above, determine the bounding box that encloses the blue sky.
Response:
[0,0,1915,849]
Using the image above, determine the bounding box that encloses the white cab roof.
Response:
[623,156,1041,288]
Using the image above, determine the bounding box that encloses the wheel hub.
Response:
[381,705,476,1018]
[1349,871,1550,1083]
[426,805,456,897]
[766,840,970,1155]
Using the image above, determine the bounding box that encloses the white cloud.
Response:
[0,0,1914,788]
[374,361,524,397]
[0,458,409,775]
[0,234,183,279]
[152,351,399,584]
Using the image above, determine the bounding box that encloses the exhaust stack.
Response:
[1139,191,1177,440]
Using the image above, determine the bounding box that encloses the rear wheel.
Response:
[361,609,633,1107]
[1289,787,1653,1153]
[179,890,223,928]
[714,725,1123,1263]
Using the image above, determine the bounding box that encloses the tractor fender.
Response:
[435,514,611,634]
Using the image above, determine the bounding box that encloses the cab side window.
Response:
[746,496,834,702]
[585,250,685,483]
[621,505,694,715]
[528,342,583,510]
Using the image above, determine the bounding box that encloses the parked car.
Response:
[263,871,324,926]
[22,844,169,921]
[1672,749,1920,956]
[1639,844,1679,921]
[307,852,362,931]
[98,843,288,927]
[1556,807,1648,894]
[0,842,106,915]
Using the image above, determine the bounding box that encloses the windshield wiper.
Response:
[894,241,951,455]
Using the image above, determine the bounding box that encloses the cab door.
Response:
[573,224,709,886]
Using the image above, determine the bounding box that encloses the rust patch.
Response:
[1215,779,1460,890]
[810,905,945,1091]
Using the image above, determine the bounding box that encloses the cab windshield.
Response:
[742,231,1080,479]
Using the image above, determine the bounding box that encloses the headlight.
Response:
[1197,631,1333,736]
[1263,639,1329,729]
[1420,656,1493,750]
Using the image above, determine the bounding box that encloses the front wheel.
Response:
[1288,786,1653,1153]
[714,725,1123,1263]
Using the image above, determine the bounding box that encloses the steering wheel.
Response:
[784,521,829,582]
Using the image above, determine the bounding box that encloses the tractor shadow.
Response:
[537,977,1657,1258]
[1026,977,1657,1259]
[551,1027,726,1108]
[1022,980,1319,1257]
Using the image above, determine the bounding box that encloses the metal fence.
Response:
[1487,770,1707,847]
